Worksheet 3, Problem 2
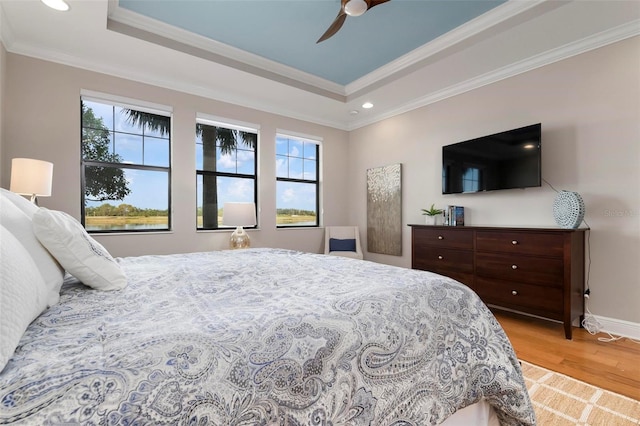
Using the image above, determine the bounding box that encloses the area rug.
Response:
[520,360,640,425]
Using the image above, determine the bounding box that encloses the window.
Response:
[196,116,258,229]
[462,167,480,192]
[81,96,171,232]
[276,134,320,227]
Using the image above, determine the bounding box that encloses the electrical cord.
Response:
[544,178,639,344]
[583,303,640,344]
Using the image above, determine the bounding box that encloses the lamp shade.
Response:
[222,202,256,227]
[10,158,53,197]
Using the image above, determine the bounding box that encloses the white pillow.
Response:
[0,187,38,217]
[0,190,63,307]
[32,208,127,291]
[0,225,48,372]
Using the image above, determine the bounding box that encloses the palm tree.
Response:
[124,110,171,136]
[123,110,257,229]
[199,124,257,229]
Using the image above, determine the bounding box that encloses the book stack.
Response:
[445,205,465,226]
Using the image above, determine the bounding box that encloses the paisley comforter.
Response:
[0,248,535,425]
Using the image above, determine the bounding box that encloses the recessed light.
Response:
[362,102,373,109]
[349,110,359,115]
[41,0,70,11]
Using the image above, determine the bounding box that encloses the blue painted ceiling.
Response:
[119,0,506,85]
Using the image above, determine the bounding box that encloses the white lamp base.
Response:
[229,226,251,249]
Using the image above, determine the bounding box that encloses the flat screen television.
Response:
[442,123,541,194]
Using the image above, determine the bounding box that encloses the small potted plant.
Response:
[421,204,443,225]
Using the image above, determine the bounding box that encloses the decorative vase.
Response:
[424,215,437,225]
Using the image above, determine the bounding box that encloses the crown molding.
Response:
[107,3,346,98]
[108,0,548,99]
[3,0,638,132]
[6,18,637,132]
[347,20,640,130]
[7,39,349,130]
[345,0,548,95]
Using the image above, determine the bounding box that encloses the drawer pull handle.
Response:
[511,264,518,270]
[437,255,443,260]
[438,235,444,240]
[511,290,518,296]
[512,240,518,245]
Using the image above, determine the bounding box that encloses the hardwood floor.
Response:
[493,310,640,401]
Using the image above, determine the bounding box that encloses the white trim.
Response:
[591,314,640,341]
[345,0,547,94]
[196,112,260,133]
[108,4,345,97]
[4,3,637,132]
[346,19,640,131]
[80,89,172,116]
[489,306,640,340]
[276,129,323,144]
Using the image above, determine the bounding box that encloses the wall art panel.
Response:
[366,163,402,256]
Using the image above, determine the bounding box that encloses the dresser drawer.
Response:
[413,228,473,250]
[476,231,564,257]
[410,224,586,339]
[413,247,474,274]
[476,252,563,287]
[475,277,563,318]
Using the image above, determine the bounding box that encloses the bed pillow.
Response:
[0,187,38,217]
[0,225,49,372]
[32,208,127,291]
[329,238,357,252]
[0,190,64,307]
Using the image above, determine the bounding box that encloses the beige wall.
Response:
[0,42,5,170]
[1,54,350,257]
[2,37,639,325]
[348,37,640,324]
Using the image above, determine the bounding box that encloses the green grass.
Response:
[85,216,168,226]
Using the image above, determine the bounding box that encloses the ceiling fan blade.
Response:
[316,0,390,43]
[317,11,347,43]
[367,0,390,10]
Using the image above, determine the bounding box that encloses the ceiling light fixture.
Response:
[344,0,368,17]
[41,0,70,12]
[362,102,374,109]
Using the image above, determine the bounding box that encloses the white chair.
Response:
[324,226,363,260]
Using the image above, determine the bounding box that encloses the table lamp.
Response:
[222,202,256,249]
[10,158,53,204]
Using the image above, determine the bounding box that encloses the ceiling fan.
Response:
[317,0,390,43]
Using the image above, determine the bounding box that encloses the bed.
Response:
[0,189,536,425]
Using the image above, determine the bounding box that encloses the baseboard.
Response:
[490,305,640,340]
[588,314,640,341]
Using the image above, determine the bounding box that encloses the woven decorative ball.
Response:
[553,190,585,229]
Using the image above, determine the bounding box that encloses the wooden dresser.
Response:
[410,225,587,339]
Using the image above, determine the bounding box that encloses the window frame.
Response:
[275,132,321,228]
[196,115,259,231]
[80,93,173,233]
